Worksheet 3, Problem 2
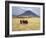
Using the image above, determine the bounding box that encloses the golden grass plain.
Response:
[12,17,40,31]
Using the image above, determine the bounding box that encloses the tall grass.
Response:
[12,17,40,31]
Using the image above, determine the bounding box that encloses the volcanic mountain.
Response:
[18,10,39,17]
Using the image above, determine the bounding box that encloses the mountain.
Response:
[17,10,39,17]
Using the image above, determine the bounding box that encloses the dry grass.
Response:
[12,17,40,31]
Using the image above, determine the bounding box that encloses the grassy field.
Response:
[12,17,40,31]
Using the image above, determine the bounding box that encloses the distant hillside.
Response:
[13,10,39,17]
[18,10,38,16]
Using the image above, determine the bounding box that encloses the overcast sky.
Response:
[12,6,40,16]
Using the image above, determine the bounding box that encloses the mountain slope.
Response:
[18,10,39,16]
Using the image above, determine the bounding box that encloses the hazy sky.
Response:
[12,6,40,16]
